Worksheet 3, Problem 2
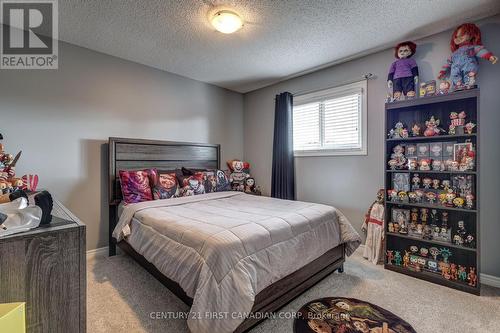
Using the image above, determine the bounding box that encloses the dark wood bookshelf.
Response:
[384,88,480,295]
[386,232,476,252]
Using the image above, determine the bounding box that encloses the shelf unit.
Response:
[384,88,480,295]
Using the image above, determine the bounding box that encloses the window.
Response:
[293,80,367,156]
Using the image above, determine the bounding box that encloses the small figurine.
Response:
[388,222,395,233]
[388,145,407,170]
[386,250,394,265]
[419,247,429,257]
[468,267,477,287]
[450,263,458,281]
[410,245,419,254]
[411,124,421,137]
[393,222,400,233]
[408,158,418,171]
[445,190,456,207]
[422,177,432,189]
[438,80,451,94]
[394,251,402,266]
[419,159,431,171]
[453,234,463,246]
[432,160,443,171]
[429,247,440,261]
[424,116,443,136]
[442,265,451,280]
[440,248,452,263]
[390,189,398,202]
[388,121,409,138]
[388,41,419,100]
[420,208,429,225]
[412,174,421,189]
[464,234,476,248]
[403,251,410,268]
[408,191,417,203]
[427,260,438,273]
[453,196,465,208]
[465,122,476,134]
[442,180,451,192]
[426,192,437,204]
[410,208,419,227]
[398,191,408,203]
[415,189,425,203]
[465,193,474,209]
[458,265,467,281]
[432,179,440,190]
[438,23,498,90]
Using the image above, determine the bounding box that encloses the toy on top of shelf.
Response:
[453,197,465,208]
[420,80,437,97]
[438,80,451,94]
[438,23,498,90]
[424,116,444,136]
[403,251,410,267]
[412,174,420,189]
[464,234,476,248]
[450,264,458,280]
[418,159,431,171]
[387,41,419,101]
[422,177,432,189]
[408,158,418,171]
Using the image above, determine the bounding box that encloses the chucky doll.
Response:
[387,41,419,100]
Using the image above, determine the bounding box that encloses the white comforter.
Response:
[113,192,360,333]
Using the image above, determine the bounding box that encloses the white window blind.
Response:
[293,81,367,156]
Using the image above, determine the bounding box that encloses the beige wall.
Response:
[0,42,244,251]
[243,16,500,277]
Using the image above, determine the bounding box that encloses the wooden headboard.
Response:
[107,137,220,255]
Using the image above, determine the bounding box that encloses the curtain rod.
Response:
[282,73,376,97]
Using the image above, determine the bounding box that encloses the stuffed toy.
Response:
[438,23,497,90]
[362,189,385,264]
[388,41,419,100]
[227,160,250,191]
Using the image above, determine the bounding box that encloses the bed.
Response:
[108,137,361,333]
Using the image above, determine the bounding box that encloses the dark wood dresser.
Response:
[0,198,86,333]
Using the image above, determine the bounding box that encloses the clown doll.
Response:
[438,23,497,90]
[362,189,385,264]
[387,41,419,100]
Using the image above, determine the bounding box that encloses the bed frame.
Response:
[108,137,345,333]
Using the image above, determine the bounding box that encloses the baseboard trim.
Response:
[481,273,500,288]
[358,244,500,288]
[86,246,109,260]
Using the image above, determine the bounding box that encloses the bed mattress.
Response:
[113,192,360,333]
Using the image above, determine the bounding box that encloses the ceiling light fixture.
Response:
[211,10,243,34]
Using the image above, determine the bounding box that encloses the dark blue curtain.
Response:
[271,92,295,200]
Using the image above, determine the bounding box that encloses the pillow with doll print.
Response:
[215,169,231,192]
[179,172,206,197]
[203,170,218,193]
[152,172,179,200]
[227,160,251,192]
[119,169,154,204]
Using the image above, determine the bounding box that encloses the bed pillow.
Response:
[181,167,207,176]
[214,169,231,192]
[203,170,218,193]
[119,169,154,204]
[152,172,180,200]
[179,172,206,197]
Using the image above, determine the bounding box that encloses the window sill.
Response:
[294,148,367,157]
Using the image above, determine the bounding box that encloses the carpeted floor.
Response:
[87,249,500,333]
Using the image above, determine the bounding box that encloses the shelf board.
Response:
[384,264,480,295]
[386,201,477,213]
[387,134,476,142]
[386,232,476,252]
[385,169,476,175]
[385,88,479,110]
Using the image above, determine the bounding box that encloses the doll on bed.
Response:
[362,189,385,265]
[438,23,497,90]
[387,41,419,101]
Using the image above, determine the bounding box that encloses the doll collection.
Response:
[386,245,477,287]
[386,22,497,102]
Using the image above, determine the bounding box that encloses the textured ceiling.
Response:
[56,0,500,93]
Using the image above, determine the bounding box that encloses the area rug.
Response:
[294,297,416,333]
